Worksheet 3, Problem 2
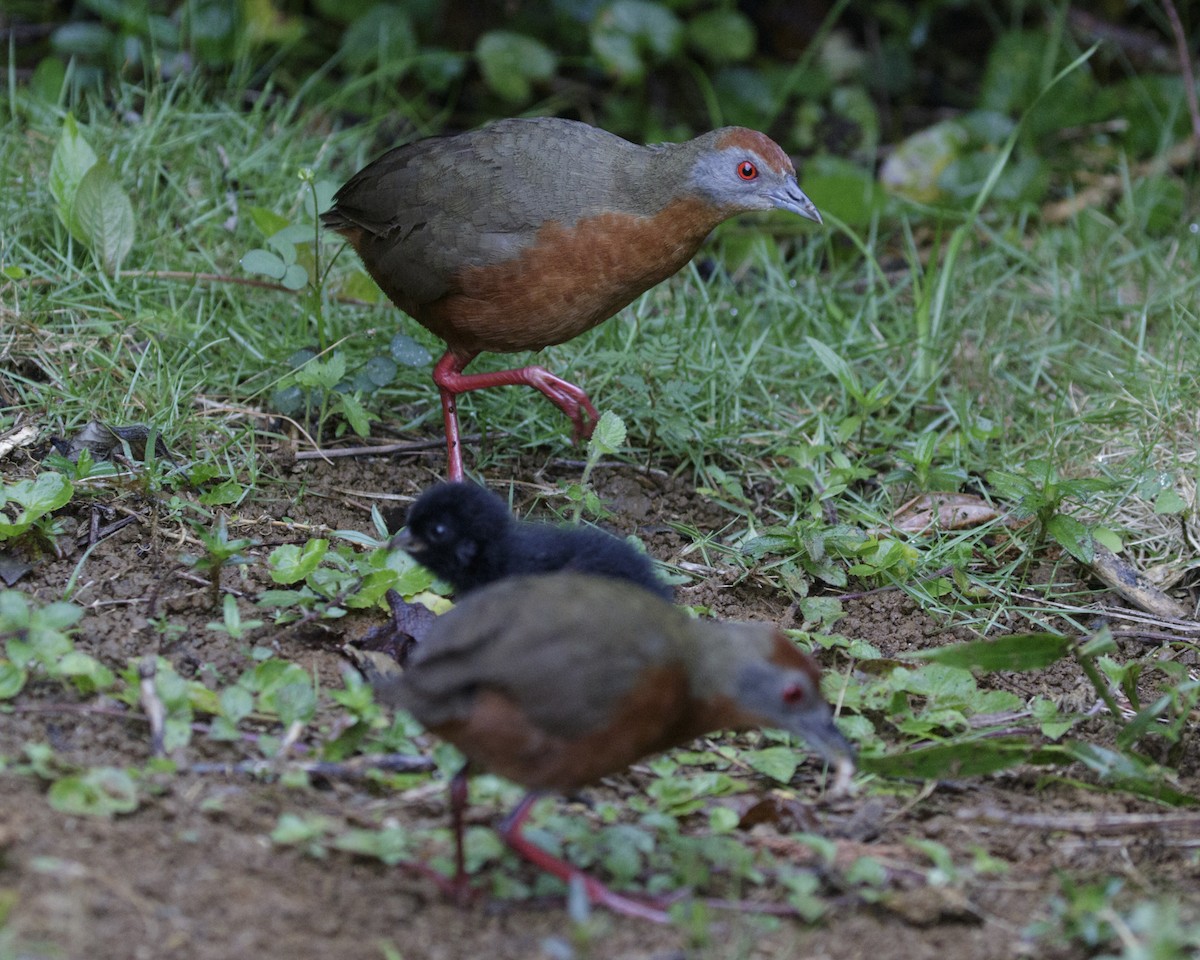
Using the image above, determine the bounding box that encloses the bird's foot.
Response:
[500,794,673,923]
[397,860,481,905]
[518,366,599,444]
[432,352,599,449]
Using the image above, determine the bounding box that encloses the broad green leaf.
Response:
[390,334,432,366]
[337,392,371,437]
[197,479,245,506]
[58,651,115,692]
[340,5,416,68]
[364,356,397,387]
[73,160,135,274]
[344,568,400,608]
[48,767,139,817]
[588,410,626,456]
[247,205,290,237]
[476,31,557,102]
[744,746,799,783]
[0,661,27,699]
[0,473,74,540]
[219,684,255,724]
[269,539,329,584]
[47,117,94,226]
[332,826,413,864]
[686,9,755,64]
[241,248,286,278]
[592,0,682,81]
[274,680,317,727]
[1154,488,1188,515]
[908,633,1072,672]
[1046,513,1093,563]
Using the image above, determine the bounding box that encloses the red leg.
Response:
[432,351,600,474]
[438,389,465,482]
[499,793,671,924]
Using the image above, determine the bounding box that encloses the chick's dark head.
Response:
[392,483,512,590]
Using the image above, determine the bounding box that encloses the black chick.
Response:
[392,482,673,601]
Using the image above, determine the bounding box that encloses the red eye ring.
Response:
[782,682,808,705]
[738,161,758,181]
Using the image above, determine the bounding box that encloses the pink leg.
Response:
[432,351,600,479]
[438,383,466,482]
[499,793,671,924]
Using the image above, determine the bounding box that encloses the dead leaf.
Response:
[888,493,999,535]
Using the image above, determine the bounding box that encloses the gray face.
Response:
[735,662,853,761]
[687,147,821,222]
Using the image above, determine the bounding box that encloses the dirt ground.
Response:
[2,445,1197,960]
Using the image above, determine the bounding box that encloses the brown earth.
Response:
[1,447,1197,960]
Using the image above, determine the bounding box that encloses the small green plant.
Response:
[0,591,111,699]
[563,410,627,523]
[48,113,136,274]
[205,594,264,641]
[886,429,969,492]
[182,514,258,609]
[0,472,74,547]
[986,458,1115,564]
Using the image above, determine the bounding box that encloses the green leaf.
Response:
[332,826,413,865]
[588,410,627,457]
[295,353,346,391]
[390,334,432,367]
[269,540,329,584]
[364,356,397,387]
[1154,488,1188,515]
[274,680,317,727]
[248,205,290,237]
[0,661,27,699]
[47,767,139,817]
[57,651,115,693]
[1046,513,1093,563]
[0,473,74,540]
[804,337,862,399]
[73,160,135,274]
[49,113,97,241]
[908,633,1073,672]
[340,5,416,68]
[591,0,682,81]
[475,31,557,102]
[219,685,254,724]
[744,746,799,783]
[686,9,755,64]
[271,812,336,846]
[241,248,287,278]
[337,392,372,437]
[197,479,245,506]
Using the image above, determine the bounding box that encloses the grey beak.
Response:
[774,178,822,224]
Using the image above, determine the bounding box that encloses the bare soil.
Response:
[2,447,1197,960]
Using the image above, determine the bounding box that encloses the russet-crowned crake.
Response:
[392,481,673,601]
[322,117,822,480]
[381,572,853,922]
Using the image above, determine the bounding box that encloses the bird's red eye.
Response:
[782,683,807,705]
[738,161,758,181]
